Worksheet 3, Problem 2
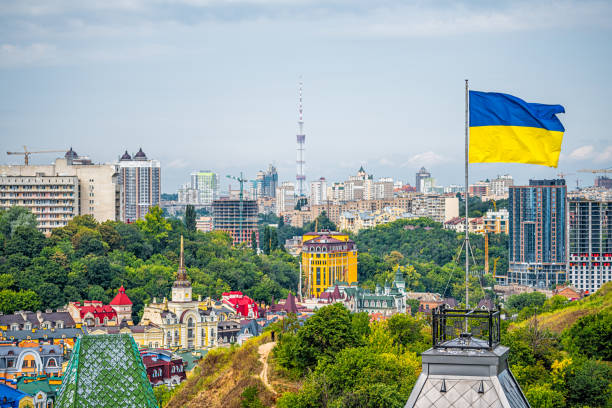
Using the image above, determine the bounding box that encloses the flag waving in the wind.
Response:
[469,91,565,168]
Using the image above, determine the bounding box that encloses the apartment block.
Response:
[483,209,509,234]
[508,179,567,288]
[275,182,295,216]
[568,198,612,293]
[310,177,327,206]
[190,171,219,205]
[0,149,119,229]
[0,175,79,234]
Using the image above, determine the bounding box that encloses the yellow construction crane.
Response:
[492,256,501,278]
[7,146,66,165]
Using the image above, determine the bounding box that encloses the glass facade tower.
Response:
[508,179,567,288]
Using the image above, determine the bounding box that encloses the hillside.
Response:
[164,334,277,408]
[509,281,612,334]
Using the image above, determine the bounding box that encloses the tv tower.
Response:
[296,79,306,197]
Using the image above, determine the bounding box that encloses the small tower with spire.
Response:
[171,236,192,302]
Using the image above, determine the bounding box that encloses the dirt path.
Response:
[258,341,277,395]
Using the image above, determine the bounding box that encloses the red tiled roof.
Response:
[110,285,133,306]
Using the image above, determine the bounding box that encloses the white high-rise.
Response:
[310,177,328,206]
[276,182,296,216]
[117,148,161,222]
[190,171,219,205]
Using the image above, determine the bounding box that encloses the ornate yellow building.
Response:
[139,236,238,350]
[301,231,358,298]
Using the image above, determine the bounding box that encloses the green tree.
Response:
[506,292,547,313]
[184,205,196,232]
[241,386,265,408]
[262,227,271,255]
[0,289,41,314]
[251,231,257,253]
[525,384,565,408]
[566,359,612,408]
[280,303,360,372]
[37,283,64,310]
[387,313,428,352]
[562,310,611,360]
[137,205,172,246]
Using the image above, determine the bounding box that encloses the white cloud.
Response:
[594,146,612,163]
[402,151,446,167]
[166,158,191,169]
[568,145,595,160]
[0,43,57,67]
[378,157,395,166]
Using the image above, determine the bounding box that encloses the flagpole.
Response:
[465,79,470,327]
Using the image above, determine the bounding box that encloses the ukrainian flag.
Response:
[469,91,565,168]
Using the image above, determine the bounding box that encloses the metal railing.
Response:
[432,304,500,350]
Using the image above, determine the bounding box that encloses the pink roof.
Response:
[110,285,133,306]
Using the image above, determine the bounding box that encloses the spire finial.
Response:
[180,235,184,270]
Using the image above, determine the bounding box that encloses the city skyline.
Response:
[1,0,611,192]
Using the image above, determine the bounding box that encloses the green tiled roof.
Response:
[55,334,158,408]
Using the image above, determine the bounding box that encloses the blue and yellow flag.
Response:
[469,91,565,167]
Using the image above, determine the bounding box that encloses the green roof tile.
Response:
[55,334,158,408]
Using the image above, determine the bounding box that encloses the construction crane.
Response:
[226,173,256,244]
[484,233,489,274]
[578,168,612,174]
[7,146,66,165]
[492,256,501,278]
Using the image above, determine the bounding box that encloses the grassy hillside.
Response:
[510,281,612,334]
[164,334,276,408]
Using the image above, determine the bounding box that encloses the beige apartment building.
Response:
[0,149,119,233]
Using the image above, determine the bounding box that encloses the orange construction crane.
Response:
[492,256,501,278]
[578,168,612,174]
[484,233,489,274]
[7,146,66,165]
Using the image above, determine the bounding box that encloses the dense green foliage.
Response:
[274,305,424,408]
[354,219,501,305]
[184,205,196,232]
[503,283,612,408]
[0,206,299,320]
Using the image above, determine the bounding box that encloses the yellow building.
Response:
[301,231,358,298]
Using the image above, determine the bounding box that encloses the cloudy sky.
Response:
[1,0,611,193]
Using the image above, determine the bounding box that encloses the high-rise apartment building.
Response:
[508,179,567,288]
[117,149,161,223]
[0,148,119,231]
[301,231,358,298]
[190,171,219,205]
[490,174,514,197]
[310,177,327,206]
[0,175,79,234]
[411,194,458,223]
[568,198,612,293]
[374,178,394,200]
[327,182,345,205]
[212,198,258,246]
[276,182,295,216]
[255,165,278,198]
[415,167,431,193]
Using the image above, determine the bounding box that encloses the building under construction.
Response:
[568,197,612,293]
[212,198,258,246]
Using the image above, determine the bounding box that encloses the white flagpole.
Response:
[465,79,470,328]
